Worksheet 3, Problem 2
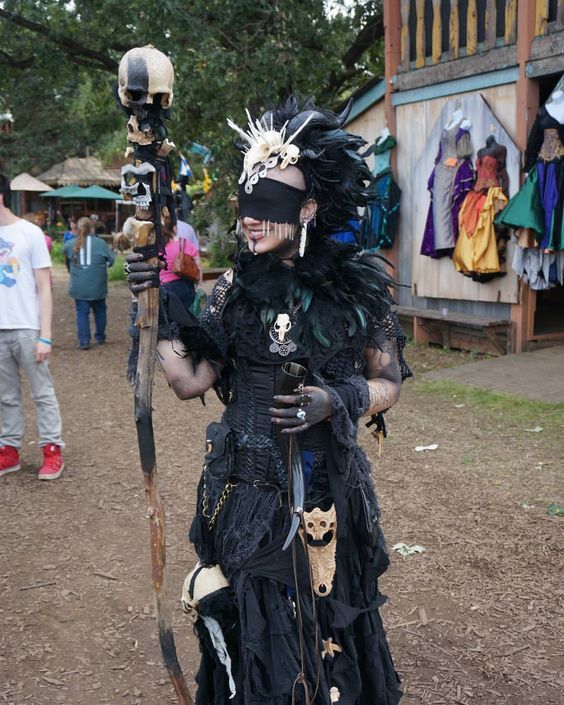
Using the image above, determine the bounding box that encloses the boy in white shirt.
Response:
[0,173,64,479]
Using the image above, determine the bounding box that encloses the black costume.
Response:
[132,99,410,705]
[175,242,408,705]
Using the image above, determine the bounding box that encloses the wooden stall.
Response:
[348,0,564,354]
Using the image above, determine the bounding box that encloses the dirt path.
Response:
[1,271,562,705]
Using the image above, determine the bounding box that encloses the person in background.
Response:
[0,174,65,480]
[176,214,200,254]
[160,214,200,311]
[63,216,115,350]
[63,218,78,244]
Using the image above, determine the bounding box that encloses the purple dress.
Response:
[420,123,475,258]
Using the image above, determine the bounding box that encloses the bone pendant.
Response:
[302,504,337,597]
[274,313,291,343]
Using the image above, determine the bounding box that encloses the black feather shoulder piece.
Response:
[223,239,397,352]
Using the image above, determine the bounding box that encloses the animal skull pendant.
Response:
[301,504,337,597]
[269,313,297,356]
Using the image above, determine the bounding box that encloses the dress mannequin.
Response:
[546,90,564,124]
[376,127,390,145]
[445,109,463,131]
[420,109,474,257]
[499,92,564,254]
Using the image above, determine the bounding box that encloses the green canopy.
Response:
[78,185,121,200]
[40,185,85,198]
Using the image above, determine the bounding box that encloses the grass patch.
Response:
[417,379,564,431]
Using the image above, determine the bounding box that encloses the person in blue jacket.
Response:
[63,217,115,349]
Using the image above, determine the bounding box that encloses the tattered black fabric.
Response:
[168,241,408,705]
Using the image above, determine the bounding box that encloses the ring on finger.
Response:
[298,393,312,407]
[124,262,131,274]
[296,409,306,421]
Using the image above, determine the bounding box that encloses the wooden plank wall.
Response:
[400,0,519,71]
[346,101,387,173]
[395,85,520,315]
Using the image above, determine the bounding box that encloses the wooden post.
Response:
[467,0,478,55]
[450,0,460,59]
[485,0,497,50]
[400,0,411,71]
[384,0,401,274]
[415,0,426,68]
[511,0,540,352]
[558,0,564,29]
[431,0,442,64]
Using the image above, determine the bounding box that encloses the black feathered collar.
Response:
[223,239,395,350]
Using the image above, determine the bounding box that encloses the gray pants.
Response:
[0,329,63,448]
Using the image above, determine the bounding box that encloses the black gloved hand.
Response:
[125,251,163,295]
[270,386,333,434]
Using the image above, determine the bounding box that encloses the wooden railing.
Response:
[399,0,518,72]
[534,0,564,36]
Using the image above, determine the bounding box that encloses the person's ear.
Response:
[300,199,317,223]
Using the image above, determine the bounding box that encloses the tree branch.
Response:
[319,10,384,100]
[341,11,384,70]
[0,8,119,72]
[0,50,35,69]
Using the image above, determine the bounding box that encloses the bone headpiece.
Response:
[227,109,314,194]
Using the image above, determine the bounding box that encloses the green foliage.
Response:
[50,240,65,265]
[0,0,384,177]
[0,1,384,247]
[108,254,126,282]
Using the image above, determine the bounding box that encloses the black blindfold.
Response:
[238,177,305,225]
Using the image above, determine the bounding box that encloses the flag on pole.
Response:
[179,152,192,178]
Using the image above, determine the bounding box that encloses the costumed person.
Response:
[452,135,510,281]
[362,128,401,251]
[64,216,116,349]
[497,88,564,289]
[0,173,65,480]
[158,211,200,311]
[420,109,475,258]
[126,98,410,705]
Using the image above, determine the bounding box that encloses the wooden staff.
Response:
[117,46,193,705]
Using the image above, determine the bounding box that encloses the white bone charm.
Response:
[269,313,297,356]
[302,505,337,597]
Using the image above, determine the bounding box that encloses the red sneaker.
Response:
[38,444,64,480]
[0,445,20,477]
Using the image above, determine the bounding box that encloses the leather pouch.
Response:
[358,482,379,547]
[204,420,234,479]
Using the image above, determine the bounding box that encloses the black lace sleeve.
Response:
[197,269,234,361]
[366,308,412,382]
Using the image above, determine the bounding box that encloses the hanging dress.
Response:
[497,106,564,253]
[420,120,475,258]
[362,136,401,250]
[453,140,510,281]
